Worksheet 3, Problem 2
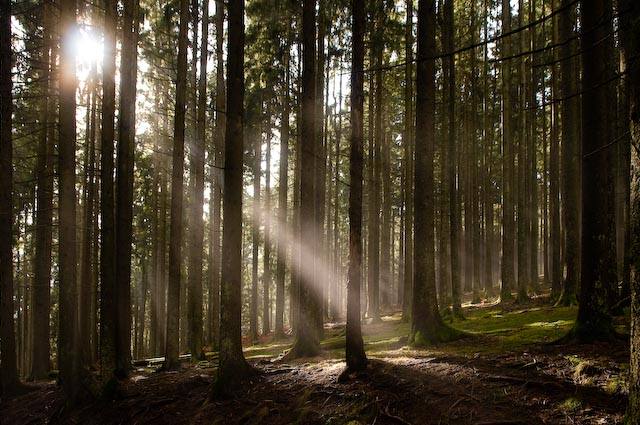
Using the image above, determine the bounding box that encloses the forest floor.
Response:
[0,294,630,425]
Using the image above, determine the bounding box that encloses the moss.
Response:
[409,323,465,347]
[561,397,584,411]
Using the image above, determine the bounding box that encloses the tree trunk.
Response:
[100,0,118,383]
[207,0,225,351]
[210,0,254,396]
[188,0,208,360]
[410,0,456,346]
[263,127,272,335]
[289,0,322,358]
[59,0,90,402]
[500,0,515,302]
[570,0,616,342]
[402,0,414,323]
[164,0,189,370]
[623,0,640,420]
[275,31,290,338]
[251,122,261,342]
[114,0,139,377]
[557,0,579,306]
[31,7,55,379]
[345,0,368,373]
[0,0,21,395]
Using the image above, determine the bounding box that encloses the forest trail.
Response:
[0,299,628,424]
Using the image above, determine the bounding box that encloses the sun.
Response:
[74,26,103,81]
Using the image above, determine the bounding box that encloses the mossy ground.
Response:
[1,295,630,424]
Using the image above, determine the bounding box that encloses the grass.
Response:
[237,299,630,360]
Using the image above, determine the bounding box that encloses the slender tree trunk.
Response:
[100,0,118,383]
[31,9,55,379]
[251,123,261,342]
[275,32,290,338]
[500,0,515,302]
[208,0,225,351]
[80,71,97,366]
[402,0,414,322]
[0,0,21,395]
[345,0,367,372]
[443,0,462,316]
[59,0,89,402]
[289,0,322,358]
[114,0,139,377]
[516,0,529,303]
[164,0,189,370]
[557,0,579,305]
[210,0,254,396]
[263,128,272,335]
[188,0,208,360]
[549,0,562,299]
[410,0,455,346]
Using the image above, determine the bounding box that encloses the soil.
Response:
[0,313,628,424]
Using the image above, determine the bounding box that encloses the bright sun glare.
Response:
[74,26,103,80]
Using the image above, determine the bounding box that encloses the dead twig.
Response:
[381,406,414,425]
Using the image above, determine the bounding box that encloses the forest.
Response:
[1,0,640,423]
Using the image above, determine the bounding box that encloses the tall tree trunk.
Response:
[80,70,97,366]
[316,0,328,329]
[164,0,189,370]
[549,0,562,300]
[0,0,21,395]
[210,0,254,396]
[59,0,90,402]
[367,0,382,323]
[263,128,272,335]
[402,0,414,322]
[570,0,616,342]
[275,32,290,338]
[31,8,55,379]
[251,123,261,342]
[289,0,322,358]
[345,0,368,373]
[500,0,515,302]
[443,0,462,316]
[516,0,529,303]
[623,0,640,420]
[208,0,225,351]
[410,0,456,345]
[188,0,208,360]
[557,0,579,306]
[115,0,139,377]
[100,0,118,383]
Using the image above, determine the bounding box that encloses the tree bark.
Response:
[570,0,616,342]
[345,0,368,373]
[410,0,456,346]
[114,0,139,377]
[289,0,322,358]
[211,0,254,396]
[31,6,55,379]
[0,0,21,396]
[164,0,189,370]
[500,0,515,302]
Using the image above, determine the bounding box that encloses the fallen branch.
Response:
[381,407,414,425]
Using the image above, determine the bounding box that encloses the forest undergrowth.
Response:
[0,295,629,424]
